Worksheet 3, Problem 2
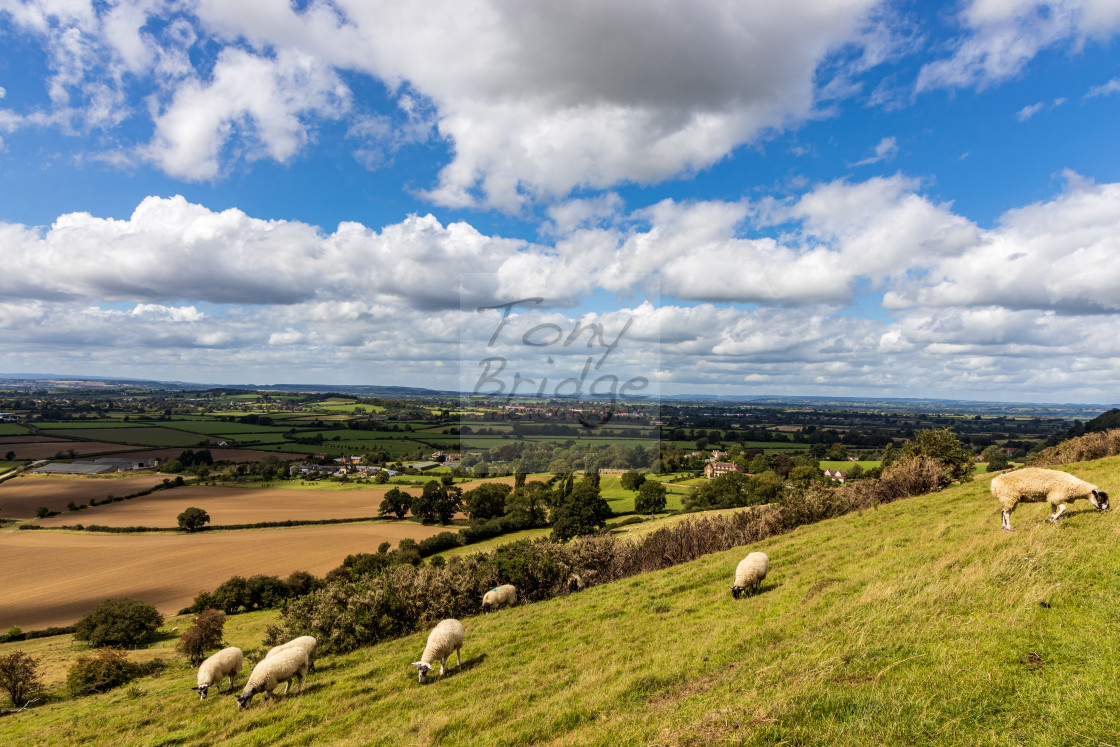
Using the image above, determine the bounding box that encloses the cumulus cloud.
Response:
[1,0,894,206]
[917,0,1120,92]
[1085,77,1120,97]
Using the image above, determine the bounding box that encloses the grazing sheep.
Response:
[992,467,1110,531]
[412,619,464,684]
[266,635,318,673]
[481,584,517,613]
[236,647,309,709]
[192,646,242,700]
[567,573,584,593]
[729,552,769,599]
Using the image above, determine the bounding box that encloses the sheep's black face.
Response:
[1095,490,1110,511]
[481,603,491,614]
[236,694,251,709]
[197,685,209,700]
[730,586,743,600]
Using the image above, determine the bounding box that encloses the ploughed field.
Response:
[32,484,399,527]
[0,521,450,630]
[0,474,174,518]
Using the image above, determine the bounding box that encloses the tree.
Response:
[378,487,413,519]
[4,450,14,462]
[551,479,613,542]
[177,507,210,532]
[74,597,163,647]
[463,482,510,521]
[373,469,390,484]
[620,471,647,491]
[433,485,463,525]
[635,480,667,514]
[411,481,443,524]
[0,651,41,706]
[902,428,975,487]
[35,506,49,519]
[981,444,1010,471]
[176,609,226,666]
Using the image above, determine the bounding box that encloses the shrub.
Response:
[35,506,49,519]
[1033,428,1120,467]
[0,651,41,706]
[66,649,162,696]
[176,609,226,666]
[418,531,465,556]
[74,597,164,647]
[901,428,975,487]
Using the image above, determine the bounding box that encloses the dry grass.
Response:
[0,522,451,630]
[0,474,174,518]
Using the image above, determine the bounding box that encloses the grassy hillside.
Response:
[3,458,1119,745]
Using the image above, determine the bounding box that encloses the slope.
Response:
[2,457,1118,746]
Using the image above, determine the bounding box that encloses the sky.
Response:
[1,0,1119,403]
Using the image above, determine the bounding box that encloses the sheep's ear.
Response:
[411,662,424,668]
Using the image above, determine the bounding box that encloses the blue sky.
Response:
[1,0,1119,403]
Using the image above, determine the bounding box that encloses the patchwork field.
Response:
[97,448,305,463]
[0,441,141,460]
[0,474,173,517]
[0,522,450,629]
[32,484,399,527]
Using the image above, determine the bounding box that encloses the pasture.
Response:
[0,441,142,460]
[0,474,174,517]
[0,521,451,630]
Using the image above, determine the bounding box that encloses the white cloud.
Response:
[1016,101,1046,120]
[917,0,1120,92]
[851,136,899,165]
[1085,77,1120,97]
[1,0,896,206]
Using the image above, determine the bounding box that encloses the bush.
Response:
[74,597,163,648]
[66,649,163,696]
[0,651,41,706]
[418,531,465,556]
[176,609,226,666]
[1033,428,1120,467]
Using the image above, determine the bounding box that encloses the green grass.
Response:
[0,423,30,436]
[818,460,881,471]
[38,427,215,447]
[4,458,1120,745]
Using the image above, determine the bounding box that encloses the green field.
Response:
[39,427,215,447]
[5,457,1117,745]
[0,423,31,435]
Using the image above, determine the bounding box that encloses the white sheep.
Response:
[411,619,464,684]
[235,647,309,709]
[992,467,1110,531]
[567,573,584,593]
[481,584,517,613]
[729,552,769,599]
[192,646,242,700]
[266,635,318,673]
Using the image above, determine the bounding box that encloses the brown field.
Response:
[0,441,142,460]
[0,474,173,518]
[0,435,66,443]
[112,447,304,462]
[0,522,450,629]
[33,484,400,527]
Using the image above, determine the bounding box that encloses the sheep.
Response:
[411,619,464,684]
[481,584,517,613]
[567,573,584,593]
[729,552,769,599]
[235,647,309,709]
[192,646,242,700]
[266,635,318,673]
[992,467,1110,531]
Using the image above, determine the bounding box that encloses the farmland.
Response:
[0,474,174,517]
[0,521,450,630]
[31,484,401,527]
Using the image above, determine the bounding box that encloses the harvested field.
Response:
[0,474,172,518]
[0,522,451,629]
[34,484,401,527]
[115,447,304,463]
[0,441,141,460]
[0,435,66,443]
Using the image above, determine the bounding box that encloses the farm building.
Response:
[35,457,158,475]
[704,462,744,479]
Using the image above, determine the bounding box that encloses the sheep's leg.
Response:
[455,648,461,669]
[438,657,446,675]
[283,679,291,695]
[1001,510,1012,531]
[295,673,303,694]
[1049,504,1067,523]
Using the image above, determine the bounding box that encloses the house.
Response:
[823,468,848,482]
[704,462,744,479]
